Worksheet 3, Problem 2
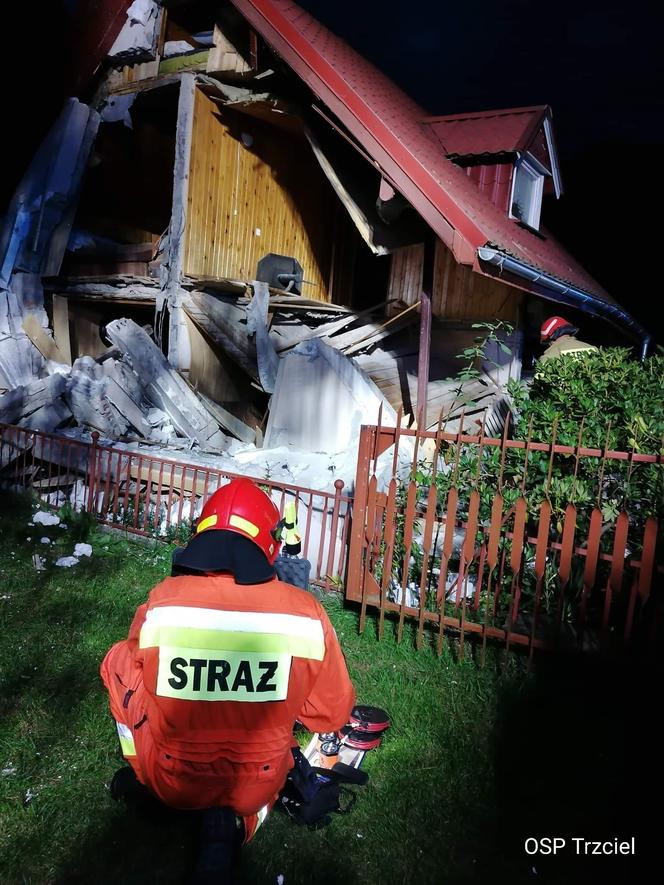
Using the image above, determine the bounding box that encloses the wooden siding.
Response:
[183,90,334,301]
[388,239,522,323]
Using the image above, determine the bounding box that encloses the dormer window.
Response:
[421,106,563,225]
[509,155,545,230]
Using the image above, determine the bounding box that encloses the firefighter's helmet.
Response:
[540,315,579,343]
[171,479,283,583]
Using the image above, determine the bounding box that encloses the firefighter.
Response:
[100,478,355,881]
[539,315,597,362]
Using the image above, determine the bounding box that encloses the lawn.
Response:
[0,490,657,884]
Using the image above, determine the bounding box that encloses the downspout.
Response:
[478,247,652,361]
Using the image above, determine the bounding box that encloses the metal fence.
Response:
[347,411,663,660]
[0,423,351,592]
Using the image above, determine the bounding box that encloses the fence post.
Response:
[87,431,100,513]
[325,479,345,592]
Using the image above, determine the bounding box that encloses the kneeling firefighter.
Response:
[100,478,356,880]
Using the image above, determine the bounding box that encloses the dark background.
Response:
[2,0,662,342]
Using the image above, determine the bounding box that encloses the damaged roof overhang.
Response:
[229,0,484,265]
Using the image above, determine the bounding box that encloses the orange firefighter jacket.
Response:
[116,573,355,806]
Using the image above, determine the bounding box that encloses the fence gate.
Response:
[346,415,662,660]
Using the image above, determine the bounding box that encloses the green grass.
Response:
[0,491,657,884]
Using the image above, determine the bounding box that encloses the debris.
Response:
[65,356,129,437]
[184,293,260,383]
[1,767,16,777]
[17,399,72,433]
[108,0,161,63]
[264,339,395,451]
[55,556,79,568]
[0,375,67,426]
[73,543,93,558]
[0,99,99,294]
[33,511,61,526]
[246,281,279,392]
[40,537,51,545]
[104,318,230,450]
[32,555,46,572]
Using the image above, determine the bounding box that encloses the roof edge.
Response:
[478,247,651,357]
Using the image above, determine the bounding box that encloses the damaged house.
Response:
[0,0,652,494]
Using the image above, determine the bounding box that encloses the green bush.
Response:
[377,345,664,634]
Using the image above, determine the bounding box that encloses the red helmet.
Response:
[540,315,577,343]
[171,478,284,583]
[196,478,282,564]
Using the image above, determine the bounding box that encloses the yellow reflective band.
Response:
[229,514,259,537]
[156,646,292,702]
[116,722,136,757]
[197,514,218,534]
[140,624,324,661]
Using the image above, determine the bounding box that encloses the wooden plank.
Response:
[21,315,69,364]
[274,299,393,353]
[206,23,253,76]
[53,294,71,366]
[182,90,334,299]
[342,301,421,356]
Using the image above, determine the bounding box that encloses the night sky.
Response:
[3,0,662,342]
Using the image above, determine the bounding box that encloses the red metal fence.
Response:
[0,423,351,592]
[347,414,663,659]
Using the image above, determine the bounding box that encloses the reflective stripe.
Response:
[196,514,217,533]
[541,317,559,337]
[116,722,136,757]
[229,514,259,537]
[141,624,324,660]
[560,345,596,355]
[140,607,325,661]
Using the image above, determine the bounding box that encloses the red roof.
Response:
[231,0,615,304]
[422,106,548,158]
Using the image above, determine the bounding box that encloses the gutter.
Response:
[477,247,652,360]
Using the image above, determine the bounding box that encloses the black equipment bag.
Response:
[278,748,361,828]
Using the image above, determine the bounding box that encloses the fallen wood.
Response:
[65,358,129,437]
[0,333,42,388]
[342,301,421,356]
[31,472,78,489]
[0,374,67,425]
[184,293,259,383]
[18,399,72,433]
[104,318,229,449]
[273,299,396,353]
[246,281,279,393]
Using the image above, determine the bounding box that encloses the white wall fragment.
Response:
[265,339,395,452]
[33,511,60,526]
[73,543,92,558]
[109,0,161,62]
